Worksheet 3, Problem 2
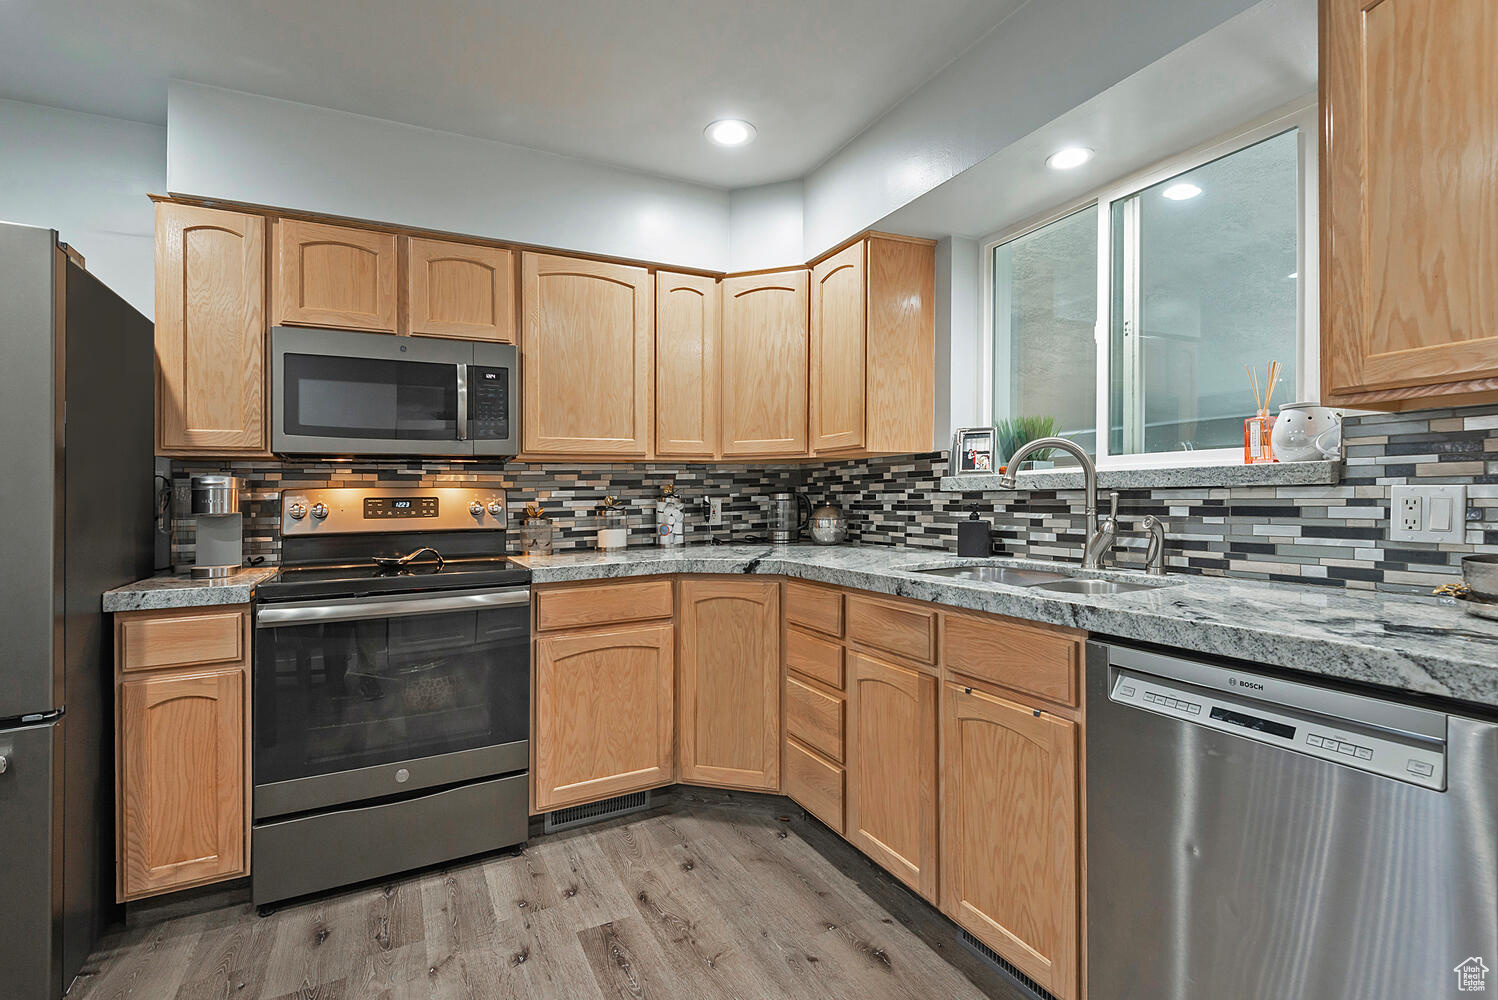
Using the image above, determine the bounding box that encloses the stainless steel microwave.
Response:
[271,326,518,457]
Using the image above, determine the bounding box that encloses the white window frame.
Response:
[980,98,1319,470]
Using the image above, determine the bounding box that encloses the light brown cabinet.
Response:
[521,252,654,456]
[940,680,1079,1000]
[1321,0,1498,407]
[720,269,809,457]
[114,606,251,901]
[677,578,781,789]
[154,202,267,455]
[532,622,675,811]
[273,219,399,332]
[406,237,515,342]
[655,271,720,458]
[810,236,935,454]
[847,650,938,901]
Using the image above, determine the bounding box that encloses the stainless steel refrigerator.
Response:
[0,222,153,998]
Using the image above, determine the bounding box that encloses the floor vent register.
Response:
[543,790,653,833]
[957,928,1057,1000]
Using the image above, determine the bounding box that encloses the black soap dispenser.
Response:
[957,504,994,557]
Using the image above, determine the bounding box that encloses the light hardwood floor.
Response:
[72,795,1023,1000]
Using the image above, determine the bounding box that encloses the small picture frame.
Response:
[951,426,997,476]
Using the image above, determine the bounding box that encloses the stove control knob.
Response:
[310,503,329,520]
[287,502,307,520]
[469,501,485,517]
[487,501,504,517]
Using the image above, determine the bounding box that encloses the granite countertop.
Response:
[514,543,1498,709]
[102,567,279,612]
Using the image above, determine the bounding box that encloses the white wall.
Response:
[801,0,1264,257]
[0,99,164,317]
[728,180,804,272]
[935,237,983,446]
[168,82,732,270]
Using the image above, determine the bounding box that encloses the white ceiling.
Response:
[0,0,1026,189]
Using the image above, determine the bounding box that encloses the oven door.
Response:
[252,586,530,819]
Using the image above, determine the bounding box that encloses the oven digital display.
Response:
[363,496,439,519]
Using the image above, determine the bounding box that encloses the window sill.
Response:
[940,459,1342,493]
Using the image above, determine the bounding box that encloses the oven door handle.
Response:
[256,586,530,627]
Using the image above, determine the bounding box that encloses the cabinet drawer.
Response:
[785,581,843,636]
[784,736,844,835]
[785,676,844,761]
[119,610,245,673]
[535,580,674,631]
[942,612,1081,707]
[847,594,936,664]
[786,626,844,689]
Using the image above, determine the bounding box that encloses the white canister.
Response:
[1271,402,1342,462]
[596,514,628,550]
[656,494,685,546]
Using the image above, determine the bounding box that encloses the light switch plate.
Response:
[1388,485,1467,543]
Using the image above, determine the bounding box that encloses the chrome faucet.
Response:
[1141,515,1166,576]
[998,436,1115,569]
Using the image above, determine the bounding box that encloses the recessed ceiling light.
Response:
[1045,146,1093,170]
[1162,182,1202,201]
[706,119,756,147]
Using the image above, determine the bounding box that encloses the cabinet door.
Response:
[847,651,937,900]
[720,270,809,457]
[521,253,653,456]
[940,682,1078,1000]
[678,579,780,789]
[810,241,866,452]
[655,271,720,457]
[1323,0,1498,403]
[154,203,267,454]
[119,668,245,899]
[273,219,398,332]
[533,623,674,811]
[406,237,514,342]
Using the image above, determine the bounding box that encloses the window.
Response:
[986,107,1315,468]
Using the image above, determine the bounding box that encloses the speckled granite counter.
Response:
[102,567,279,612]
[514,544,1498,709]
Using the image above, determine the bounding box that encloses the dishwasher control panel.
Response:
[1110,668,1448,792]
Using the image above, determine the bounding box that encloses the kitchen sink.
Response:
[1028,578,1165,596]
[914,565,1071,586]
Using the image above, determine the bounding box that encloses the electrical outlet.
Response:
[707,497,724,526]
[1389,485,1467,543]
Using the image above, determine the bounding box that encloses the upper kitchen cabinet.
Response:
[810,235,935,454]
[521,253,654,456]
[655,271,720,458]
[154,202,268,456]
[1322,0,1498,407]
[720,268,810,457]
[406,237,515,342]
[273,219,399,333]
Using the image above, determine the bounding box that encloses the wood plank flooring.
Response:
[71,797,1025,1000]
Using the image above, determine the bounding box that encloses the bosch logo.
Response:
[1229,677,1264,692]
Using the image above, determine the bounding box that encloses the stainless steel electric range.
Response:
[251,487,530,908]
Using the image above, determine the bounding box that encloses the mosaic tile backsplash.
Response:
[172,401,1498,596]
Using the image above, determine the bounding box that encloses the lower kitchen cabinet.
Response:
[532,622,675,812]
[940,680,1079,1000]
[847,650,938,901]
[114,605,252,902]
[677,579,781,789]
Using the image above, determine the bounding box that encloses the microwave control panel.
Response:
[469,366,510,441]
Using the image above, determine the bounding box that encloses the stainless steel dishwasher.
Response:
[1087,641,1498,1000]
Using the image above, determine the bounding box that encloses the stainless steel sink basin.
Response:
[1028,578,1164,596]
[914,565,1071,587]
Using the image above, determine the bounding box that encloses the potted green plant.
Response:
[994,415,1061,470]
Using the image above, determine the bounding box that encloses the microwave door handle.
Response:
[456,363,469,441]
